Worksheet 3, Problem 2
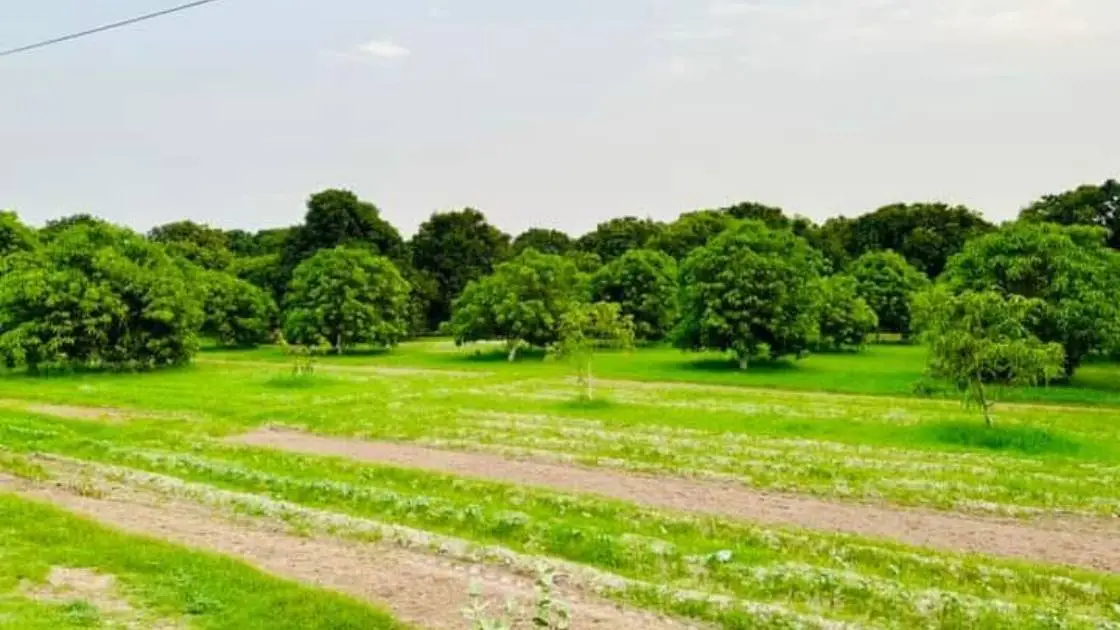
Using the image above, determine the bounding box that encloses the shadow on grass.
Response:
[458,348,550,363]
[919,421,1081,456]
[683,358,801,374]
[264,374,335,389]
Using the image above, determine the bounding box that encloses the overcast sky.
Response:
[1,0,1117,236]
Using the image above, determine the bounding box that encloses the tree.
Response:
[912,288,1064,426]
[818,203,992,277]
[590,249,678,341]
[231,254,287,302]
[199,271,277,347]
[0,211,38,258]
[513,228,572,255]
[1020,179,1120,249]
[674,221,823,368]
[148,220,233,270]
[941,222,1120,375]
[651,210,735,260]
[848,251,929,337]
[817,275,878,350]
[410,208,511,330]
[576,217,664,263]
[283,247,411,353]
[721,201,789,227]
[551,302,635,401]
[0,223,202,371]
[283,189,405,272]
[564,250,603,274]
[446,249,585,361]
[39,214,106,241]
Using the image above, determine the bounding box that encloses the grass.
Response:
[0,494,408,630]
[7,340,1120,627]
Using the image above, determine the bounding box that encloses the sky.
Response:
[0,0,1118,237]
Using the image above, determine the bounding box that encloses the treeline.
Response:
[0,180,1116,390]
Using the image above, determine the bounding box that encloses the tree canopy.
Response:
[941,222,1120,375]
[590,249,678,341]
[817,274,878,350]
[199,270,277,347]
[0,223,202,370]
[410,208,511,330]
[283,247,411,353]
[674,221,823,368]
[446,249,585,360]
[848,250,929,336]
[283,189,405,273]
[651,210,735,260]
[512,228,573,256]
[0,211,38,258]
[148,220,233,270]
[576,217,664,263]
[1020,179,1120,249]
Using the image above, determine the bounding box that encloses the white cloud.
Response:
[359,39,411,59]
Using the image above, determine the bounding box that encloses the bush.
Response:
[200,271,278,347]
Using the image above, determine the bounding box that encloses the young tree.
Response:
[283,247,411,353]
[576,217,664,263]
[199,271,278,347]
[941,222,1120,375]
[590,249,679,341]
[0,223,202,371]
[817,275,878,350]
[848,250,929,337]
[513,228,573,255]
[912,288,1065,426]
[674,221,823,369]
[446,249,585,361]
[551,302,635,401]
[410,208,511,330]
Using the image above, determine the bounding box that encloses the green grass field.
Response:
[4,340,1120,628]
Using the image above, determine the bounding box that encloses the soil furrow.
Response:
[231,427,1120,572]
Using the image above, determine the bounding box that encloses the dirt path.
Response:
[232,427,1120,573]
[0,475,692,630]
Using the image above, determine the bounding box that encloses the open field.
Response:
[4,340,1120,628]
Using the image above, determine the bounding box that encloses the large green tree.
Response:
[0,211,38,258]
[284,247,411,353]
[1020,179,1120,249]
[817,203,992,277]
[674,221,823,368]
[941,222,1120,375]
[576,217,664,263]
[148,220,233,270]
[199,271,278,347]
[283,189,405,272]
[912,288,1065,426]
[817,275,878,350]
[446,249,585,360]
[590,249,678,341]
[0,223,202,370]
[651,210,735,260]
[512,228,572,256]
[410,208,511,330]
[848,250,929,337]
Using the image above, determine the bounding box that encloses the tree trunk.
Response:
[336,332,344,355]
[586,363,594,401]
[507,340,519,362]
[738,355,749,371]
[977,380,993,428]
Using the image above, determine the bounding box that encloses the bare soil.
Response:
[233,427,1120,573]
[0,398,137,422]
[0,474,694,630]
[20,567,184,629]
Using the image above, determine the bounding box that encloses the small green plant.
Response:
[278,337,331,377]
[550,303,635,402]
[462,566,570,630]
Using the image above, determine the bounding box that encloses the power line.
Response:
[0,0,226,59]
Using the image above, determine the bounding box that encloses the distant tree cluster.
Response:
[1,177,1118,391]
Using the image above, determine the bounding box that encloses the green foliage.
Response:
[563,250,602,274]
[576,217,664,263]
[148,220,233,270]
[200,271,278,347]
[674,221,823,368]
[38,214,107,241]
[551,302,636,401]
[1020,179,1120,249]
[283,189,405,273]
[512,228,572,255]
[590,249,678,341]
[818,203,992,276]
[446,249,585,360]
[411,208,512,330]
[849,250,929,336]
[912,287,1065,425]
[816,275,878,350]
[942,222,1120,374]
[651,210,735,260]
[0,223,202,371]
[283,247,411,353]
[0,211,38,258]
[232,253,287,302]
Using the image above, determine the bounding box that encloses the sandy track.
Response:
[0,475,692,630]
[232,427,1120,573]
